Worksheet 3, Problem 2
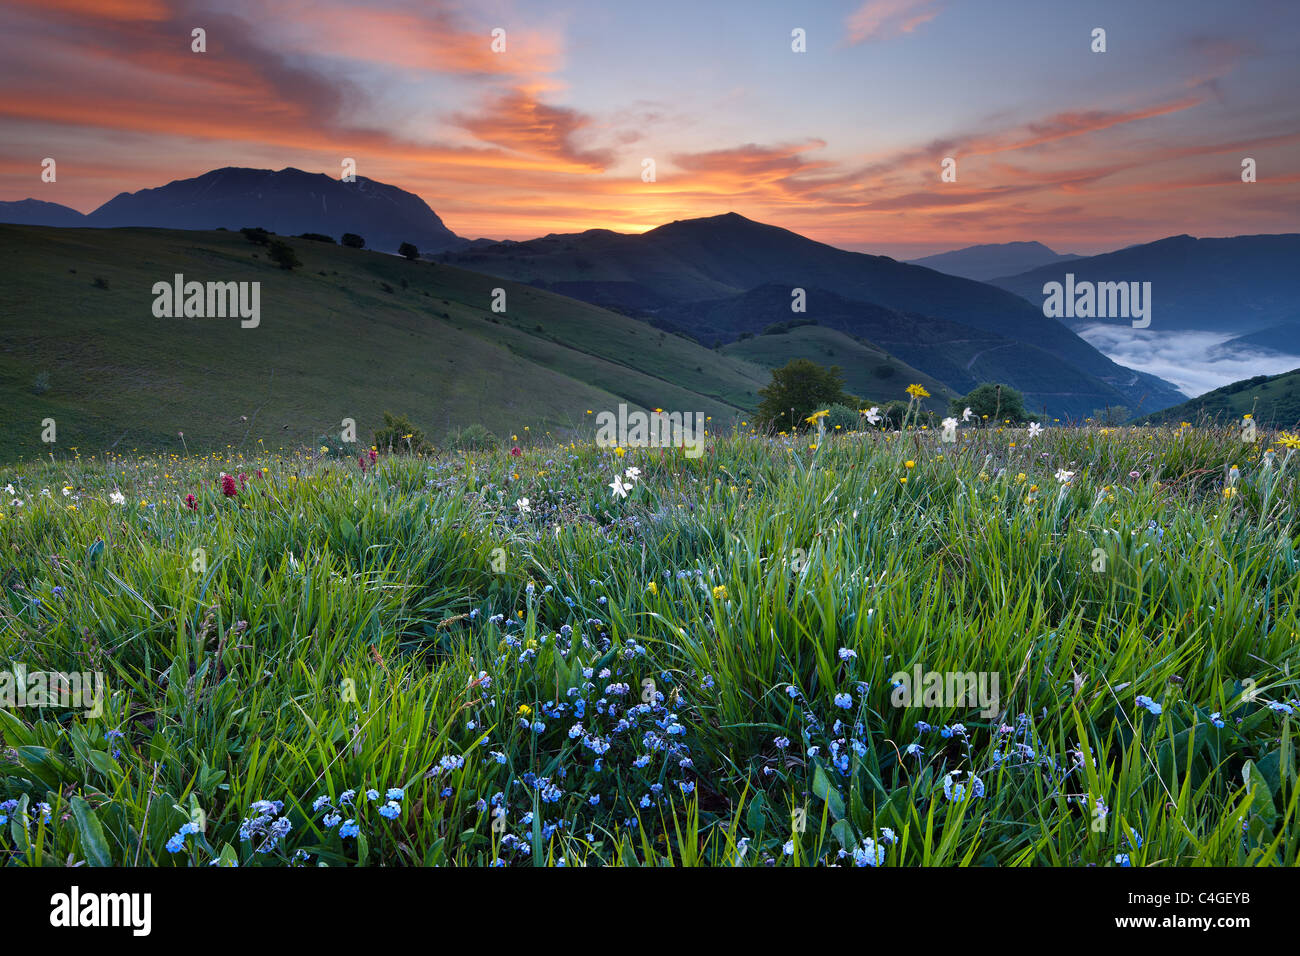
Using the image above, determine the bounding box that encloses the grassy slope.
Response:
[1,424,1297,866]
[720,325,956,412]
[1136,367,1300,428]
[0,225,773,459]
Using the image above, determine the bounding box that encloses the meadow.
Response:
[1,411,1298,866]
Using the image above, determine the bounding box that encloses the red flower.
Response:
[358,455,367,473]
[220,473,238,497]
[238,472,248,488]
[510,446,522,457]
[368,448,378,464]
[184,493,198,511]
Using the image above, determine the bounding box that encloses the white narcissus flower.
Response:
[109,491,126,505]
[1054,469,1075,484]
[864,407,881,425]
[941,417,957,430]
[609,475,629,499]
[1027,422,1043,438]
[515,497,531,513]
[3,484,13,495]
[961,407,973,422]
[624,467,641,482]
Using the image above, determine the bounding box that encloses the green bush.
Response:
[374,412,433,454]
[446,423,498,452]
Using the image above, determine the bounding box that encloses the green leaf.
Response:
[86,537,105,566]
[812,762,845,821]
[0,708,35,748]
[71,796,113,867]
[10,795,30,853]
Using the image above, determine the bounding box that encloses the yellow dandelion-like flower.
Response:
[904,460,915,469]
[517,703,532,716]
[646,581,658,595]
[805,409,830,424]
[712,585,728,601]
[905,383,930,399]
[1275,431,1300,450]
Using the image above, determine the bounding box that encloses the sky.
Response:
[1,0,1297,258]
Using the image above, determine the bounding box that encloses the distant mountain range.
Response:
[991,234,1300,334]
[0,167,466,254]
[436,212,1185,419]
[908,240,1080,281]
[9,166,1293,418]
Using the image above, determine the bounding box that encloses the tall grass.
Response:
[1,421,1296,866]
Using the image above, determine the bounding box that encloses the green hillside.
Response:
[0,225,775,459]
[1135,367,1300,428]
[720,324,956,412]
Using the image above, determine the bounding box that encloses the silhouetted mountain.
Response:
[908,240,1080,281]
[79,167,465,254]
[438,212,1185,418]
[0,198,86,226]
[991,234,1300,333]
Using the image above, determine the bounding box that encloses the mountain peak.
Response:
[79,166,464,253]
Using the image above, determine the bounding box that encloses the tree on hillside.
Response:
[950,383,1029,423]
[341,233,366,249]
[267,239,301,271]
[398,242,420,261]
[756,358,855,431]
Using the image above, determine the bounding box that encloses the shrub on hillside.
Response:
[755,358,856,430]
[240,226,271,246]
[267,239,301,271]
[446,423,498,452]
[950,383,1029,424]
[374,412,432,454]
[398,242,420,261]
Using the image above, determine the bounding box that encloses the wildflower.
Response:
[510,446,522,457]
[961,407,973,422]
[609,474,630,499]
[109,491,126,505]
[804,409,829,425]
[712,584,727,601]
[1054,469,1075,484]
[184,493,197,511]
[863,407,882,425]
[220,473,238,497]
[833,692,852,709]
[1135,695,1162,716]
[516,497,531,513]
[646,580,658,595]
[905,384,930,399]
[1027,422,1042,438]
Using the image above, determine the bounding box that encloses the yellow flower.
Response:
[712,585,728,601]
[899,476,907,484]
[1223,486,1238,498]
[615,446,626,458]
[517,704,532,716]
[805,409,830,424]
[1276,432,1300,450]
[646,581,658,595]
[905,383,930,399]
[904,460,915,469]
